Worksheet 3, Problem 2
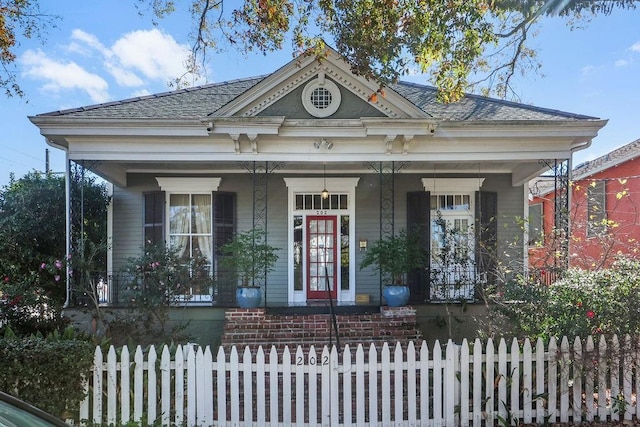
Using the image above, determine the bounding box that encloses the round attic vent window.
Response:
[302,78,341,118]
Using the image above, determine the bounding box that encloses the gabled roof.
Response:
[36,75,598,123]
[530,138,640,198]
[572,138,640,180]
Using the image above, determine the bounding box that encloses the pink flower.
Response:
[40,262,46,270]
[54,275,61,282]
[586,310,595,319]
[55,260,63,269]
[576,301,582,307]
[3,276,9,282]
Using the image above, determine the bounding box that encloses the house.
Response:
[529,138,640,273]
[30,49,606,344]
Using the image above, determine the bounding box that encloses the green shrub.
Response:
[0,326,94,419]
[491,257,640,340]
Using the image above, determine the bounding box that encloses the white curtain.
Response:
[169,194,190,258]
[193,194,212,262]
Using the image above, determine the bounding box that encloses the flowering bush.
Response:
[491,257,640,340]
[0,258,67,336]
[118,243,213,342]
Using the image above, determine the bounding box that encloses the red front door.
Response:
[306,216,337,300]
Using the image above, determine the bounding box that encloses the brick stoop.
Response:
[220,306,423,355]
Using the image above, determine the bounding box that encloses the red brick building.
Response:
[529,138,640,272]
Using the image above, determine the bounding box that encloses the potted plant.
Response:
[219,228,279,308]
[360,228,426,306]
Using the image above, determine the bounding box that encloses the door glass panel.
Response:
[293,216,303,290]
[340,216,349,290]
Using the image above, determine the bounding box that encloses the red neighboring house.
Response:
[529,138,640,272]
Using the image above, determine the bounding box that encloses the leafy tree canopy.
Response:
[140,0,638,102]
[1,0,637,101]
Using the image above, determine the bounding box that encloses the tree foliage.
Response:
[0,0,59,97]
[0,170,109,336]
[2,0,637,101]
[139,0,638,102]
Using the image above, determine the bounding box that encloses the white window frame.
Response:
[284,177,359,303]
[422,178,484,302]
[156,177,222,303]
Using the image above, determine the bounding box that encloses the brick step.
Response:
[220,306,422,354]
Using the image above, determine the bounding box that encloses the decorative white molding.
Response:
[283,177,360,192]
[156,177,222,193]
[385,135,396,155]
[402,135,414,155]
[301,77,342,118]
[421,177,485,194]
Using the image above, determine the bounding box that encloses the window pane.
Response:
[294,216,303,291]
[192,194,212,235]
[340,216,349,290]
[296,195,303,210]
[169,194,190,234]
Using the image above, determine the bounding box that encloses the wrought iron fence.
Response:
[428,266,482,302]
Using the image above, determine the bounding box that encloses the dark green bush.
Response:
[491,257,640,340]
[0,327,94,419]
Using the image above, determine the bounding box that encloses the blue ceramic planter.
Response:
[383,285,410,307]
[236,287,262,308]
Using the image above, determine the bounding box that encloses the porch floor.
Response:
[264,301,380,315]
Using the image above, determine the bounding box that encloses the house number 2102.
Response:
[297,355,329,366]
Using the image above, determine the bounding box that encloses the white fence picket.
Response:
[407,341,418,424]
[160,346,170,427]
[133,346,143,423]
[355,344,365,427]
[484,338,495,424]
[560,337,570,423]
[343,345,352,426]
[92,346,103,425]
[497,339,507,422]
[186,345,196,426]
[472,339,482,427]
[308,345,318,427]
[106,346,117,425]
[585,336,595,422]
[573,337,583,422]
[77,334,640,426]
[256,347,266,425]
[548,337,558,423]
[433,340,443,427]
[242,346,253,424]
[522,338,532,424]
[510,338,520,424]
[173,344,183,426]
[283,346,292,426]
[598,335,608,421]
[295,346,305,426]
[535,337,545,423]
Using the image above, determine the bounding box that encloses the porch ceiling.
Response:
[87,159,549,188]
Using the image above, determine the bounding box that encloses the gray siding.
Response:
[110,171,524,304]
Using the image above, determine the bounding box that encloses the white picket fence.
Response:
[81,334,640,426]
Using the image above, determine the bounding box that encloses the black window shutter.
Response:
[475,191,498,287]
[407,191,430,303]
[143,191,165,246]
[213,192,237,304]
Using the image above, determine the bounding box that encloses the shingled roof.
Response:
[36,74,598,122]
[572,138,640,179]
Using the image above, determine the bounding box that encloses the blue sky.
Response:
[1,2,639,187]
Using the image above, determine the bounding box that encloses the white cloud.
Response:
[615,59,630,67]
[580,65,596,76]
[21,50,110,103]
[70,29,111,57]
[21,28,200,102]
[110,29,193,82]
[630,42,640,52]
